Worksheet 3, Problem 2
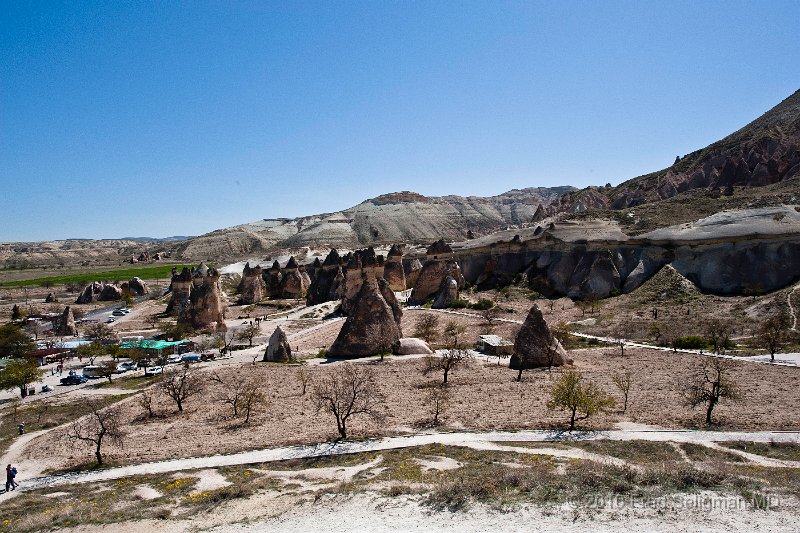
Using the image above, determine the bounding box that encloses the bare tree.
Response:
[296,365,312,395]
[161,366,204,412]
[210,372,267,423]
[685,358,740,425]
[611,322,635,356]
[480,304,501,334]
[312,363,385,440]
[611,371,633,413]
[424,384,450,426]
[575,299,591,317]
[237,323,261,347]
[423,348,471,385]
[216,328,238,355]
[758,311,791,362]
[413,314,440,345]
[138,390,156,419]
[84,322,116,343]
[703,318,729,354]
[35,401,50,424]
[65,400,125,465]
[443,320,467,348]
[97,360,118,383]
[240,380,267,425]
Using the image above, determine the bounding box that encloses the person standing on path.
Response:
[5,464,15,492]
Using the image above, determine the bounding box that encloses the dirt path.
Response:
[410,307,799,367]
[570,332,799,367]
[788,283,800,331]
[15,426,800,492]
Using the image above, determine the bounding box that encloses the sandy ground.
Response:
[18,342,800,474]
[13,425,800,492]
[48,491,800,533]
[219,492,800,533]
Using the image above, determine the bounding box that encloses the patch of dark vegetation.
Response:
[721,441,800,462]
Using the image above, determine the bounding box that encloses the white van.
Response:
[82,365,103,379]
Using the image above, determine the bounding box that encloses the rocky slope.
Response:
[445,206,800,298]
[178,187,574,261]
[0,238,185,270]
[556,89,800,213]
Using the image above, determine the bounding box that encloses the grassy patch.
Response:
[0,264,189,288]
[0,394,132,456]
[181,466,283,511]
[0,466,288,532]
[267,451,382,471]
[501,439,683,464]
[679,443,746,463]
[721,441,800,462]
[92,374,161,391]
[0,473,194,532]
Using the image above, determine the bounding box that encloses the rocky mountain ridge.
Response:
[556,89,800,213]
[177,186,575,261]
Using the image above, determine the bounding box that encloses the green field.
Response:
[0,264,190,288]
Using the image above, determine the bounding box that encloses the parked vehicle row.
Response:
[55,348,217,386]
[60,374,88,386]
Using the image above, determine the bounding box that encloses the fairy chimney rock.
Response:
[509,304,569,370]
[383,244,406,291]
[264,326,293,362]
[238,262,266,304]
[328,277,402,358]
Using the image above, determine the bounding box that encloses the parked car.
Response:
[106,317,116,323]
[60,374,89,386]
[200,353,216,362]
[112,310,126,316]
[144,366,163,377]
[82,365,104,379]
[181,354,201,363]
[166,354,183,365]
[41,384,52,392]
[115,361,137,373]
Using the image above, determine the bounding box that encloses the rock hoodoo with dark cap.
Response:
[306,249,345,305]
[410,239,465,304]
[167,264,226,330]
[328,276,402,358]
[383,244,406,291]
[264,326,293,362]
[238,262,266,304]
[509,304,569,370]
[278,256,308,299]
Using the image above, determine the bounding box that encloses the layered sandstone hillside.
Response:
[556,89,800,213]
[178,187,575,261]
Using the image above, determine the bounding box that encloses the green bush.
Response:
[470,299,494,311]
[448,299,470,309]
[671,336,708,350]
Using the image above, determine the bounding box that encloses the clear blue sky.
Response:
[1,1,798,241]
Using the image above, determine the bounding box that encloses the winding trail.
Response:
[408,307,800,367]
[14,427,800,493]
[788,283,800,331]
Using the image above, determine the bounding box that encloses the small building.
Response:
[475,335,514,356]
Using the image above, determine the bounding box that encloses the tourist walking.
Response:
[5,464,18,492]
